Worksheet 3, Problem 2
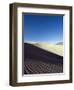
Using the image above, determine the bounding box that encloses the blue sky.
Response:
[23,14,63,44]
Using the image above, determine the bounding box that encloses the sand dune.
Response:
[25,42,63,56]
[24,43,63,74]
[24,58,63,74]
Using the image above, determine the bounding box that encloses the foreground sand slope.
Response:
[25,42,63,56]
[24,42,63,74]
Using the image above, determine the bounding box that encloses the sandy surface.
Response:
[24,43,63,74]
[24,58,63,74]
[25,42,63,56]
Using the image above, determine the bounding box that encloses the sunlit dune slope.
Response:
[25,42,63,56]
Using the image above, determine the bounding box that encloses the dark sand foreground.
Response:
[24,43,63,74]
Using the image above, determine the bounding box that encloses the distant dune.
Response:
[56,42,63,45]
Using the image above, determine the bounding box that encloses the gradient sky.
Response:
[23,14,63,44]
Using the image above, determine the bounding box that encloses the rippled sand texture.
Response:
[24,42,63,74]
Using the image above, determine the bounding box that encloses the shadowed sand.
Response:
[24,43,63,74]
[25,42,63,56]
